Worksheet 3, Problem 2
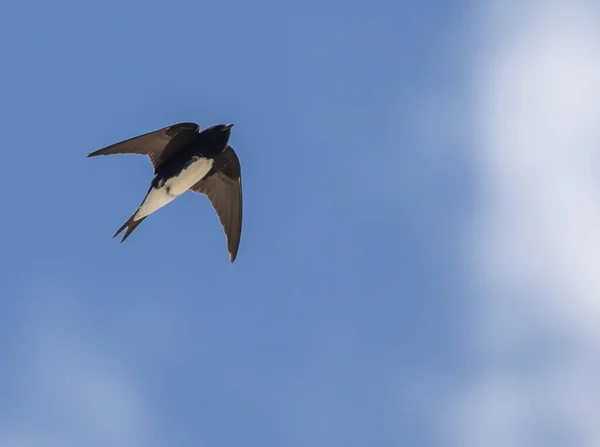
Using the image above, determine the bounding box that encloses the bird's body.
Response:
[135,155,214,220]
[88,122,243,262]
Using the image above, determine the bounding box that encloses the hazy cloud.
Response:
[0,282,156,447]
[441,1,600,446]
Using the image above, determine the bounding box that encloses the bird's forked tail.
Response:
[114,210,147,243]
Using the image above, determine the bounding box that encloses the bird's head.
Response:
[211,123,233,134]
[202,123,234,147]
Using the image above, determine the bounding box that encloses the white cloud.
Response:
[0,284,156,447]
[440,1,600,446]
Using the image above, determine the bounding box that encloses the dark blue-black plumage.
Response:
[88,122,243,263]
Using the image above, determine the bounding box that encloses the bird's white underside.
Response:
[134,157,213,220]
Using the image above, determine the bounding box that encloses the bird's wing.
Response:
[87,122,200,170]
[190,145,243,263]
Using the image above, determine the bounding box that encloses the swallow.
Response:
[88,122,243,263]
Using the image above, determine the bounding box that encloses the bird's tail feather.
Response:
[114,211,146,243]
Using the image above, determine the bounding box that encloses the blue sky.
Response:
[3,0,600,446]
[0,1,472,445]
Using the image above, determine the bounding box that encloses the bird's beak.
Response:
[224,124,234,130]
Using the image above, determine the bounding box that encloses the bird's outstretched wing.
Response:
[87,122,200,171]
[190,145,243,263]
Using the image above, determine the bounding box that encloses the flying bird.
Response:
[87,122,243,263]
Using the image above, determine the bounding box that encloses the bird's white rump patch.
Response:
[134,157,213,220]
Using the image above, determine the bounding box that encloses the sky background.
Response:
[1,0,599,446]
